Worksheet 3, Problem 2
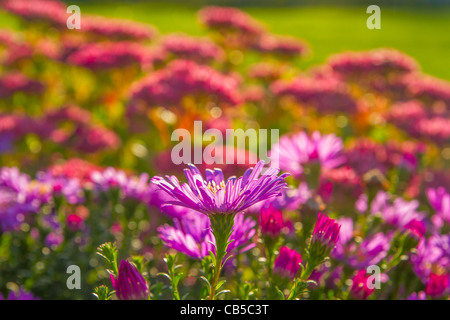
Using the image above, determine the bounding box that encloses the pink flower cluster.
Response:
[128,59,242,109]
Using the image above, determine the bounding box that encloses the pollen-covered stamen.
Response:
[207,180,226,194]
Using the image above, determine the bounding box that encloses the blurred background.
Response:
[1,0,448,79]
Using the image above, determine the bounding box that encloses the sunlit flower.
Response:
[151,160,288,216]
[110,260,149,300]
[271,131,345,178]
[273,246,302,279]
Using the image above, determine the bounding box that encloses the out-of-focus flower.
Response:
[2,0,67,26]
[247,182,312,214]
[407,74,450,109]
[407,291,427,300]
[45,231,64,247]
[318,166,362,205]
[110,260,149,300]
[157,211,256,259]
[271,131,345,178]
[252,34,309,58]
[151,160,288,216]
[66,214,84,231]
[359,191,426,230]
[273,246,302,280]
[73,125,120,153]
[386,100,427,136]
[416,117,450,145]
[0,72,44,99]
[328,49,418,78]
[247,62,286,82]
[128,59,242,110]
[349,270,375,300]
[411,235,450,282]
[404,219,426,241]
[82,15,158,41]
[271,77,358,114]
[161,33,225,63]
[198,6,265,43]
[344,138,387,175]
[0,288,40,300]
[0,167,51,232]
[242,85,266,103]
[90,167,153,204]
[66,42,158,70]
[46,159,102,186]
[259,205,284,238]
[333,218,390,269]
[37,172,84,205]
[44,105,91,126]
[425,273,449,298]
[427,187,450,230]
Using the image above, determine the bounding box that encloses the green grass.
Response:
[1,4,449,80]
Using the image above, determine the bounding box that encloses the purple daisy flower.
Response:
[356,191,425,229]
[270,131,345,178]
[333,218,390,269]
[151,160,288,216]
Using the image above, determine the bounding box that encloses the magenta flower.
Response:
[0,288,40,300]
[425,273,449,298]
[411,235,449,282]
[312,212,341,249]
[271,131,345,178]
[404,219,426,240]
[128,60,242,110]
[66,214,84,231]
[350,270,375,300]
[258,205,284,238]
[273,246,302,280]
[427,187,450,230]
[151,160,288,216]
[110,260,149,300]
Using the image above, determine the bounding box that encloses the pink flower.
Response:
[66,214,84,231]
[350,270,375,300]
[259,205,284,238]
[271,131,345,178]
[312,212,341,249]
[110,260,149,300]
[273,246,302,279]
[425,273,449,298]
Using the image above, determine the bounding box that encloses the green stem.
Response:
[208,214,235,300]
